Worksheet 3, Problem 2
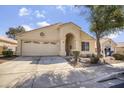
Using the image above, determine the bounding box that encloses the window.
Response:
[51,42,56,45]
[43,42,49,44]
[24,41,31,43]
[81,42,89,51]
[33,41,40,44]
[40,32,45,36]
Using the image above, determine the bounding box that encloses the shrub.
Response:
[112,54,124,60]
[90,54,99,64]
[2,50,13,57]
[72,51,80,63]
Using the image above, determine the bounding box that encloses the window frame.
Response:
[81,42,90,51]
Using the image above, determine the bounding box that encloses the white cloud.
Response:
[108,34,118,39]
[56,5,66,14]
[19,7,30,16]
[37,21,50,27]
[42,10,46,14]
[34,10,45,18]
[22,25,33,31]
[105,32,122,39]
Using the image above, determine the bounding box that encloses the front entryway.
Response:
[104,47,112,56]
[65,33,75,56]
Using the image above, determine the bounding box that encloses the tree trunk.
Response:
[96,35,101,58]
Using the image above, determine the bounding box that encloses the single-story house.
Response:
[116,42,124,55]
[100,38,117,56]
[0,36,17,55]
[16,22,96,56]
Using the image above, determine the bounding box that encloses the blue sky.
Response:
[0,5,124,42]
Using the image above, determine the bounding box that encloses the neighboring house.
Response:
[16,22,96,56]
[0,36,17,55]
[100,38,117,56]
[116,42,124,55]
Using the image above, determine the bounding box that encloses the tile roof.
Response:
[16,22,95,39]
[117,42,124,47]
[0,36,17,44]
[100,38,110,44]
[100,38,117,45]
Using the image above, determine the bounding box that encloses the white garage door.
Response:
[22,41,59,56]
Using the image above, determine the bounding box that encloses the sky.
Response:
[0,5,124,42]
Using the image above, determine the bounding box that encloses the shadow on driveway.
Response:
[15,70,86,88]
[14,64,124,88]
[30,56,68,65]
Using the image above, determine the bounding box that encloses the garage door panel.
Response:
[22,41,59,56]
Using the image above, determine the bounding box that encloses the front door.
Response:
[104,47,111,56]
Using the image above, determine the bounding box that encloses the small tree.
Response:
[72,51,80,64]
[6,26,25,39]
[2,50,13,57]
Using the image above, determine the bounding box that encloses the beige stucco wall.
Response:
[0,46,3,54]
[100,39,117,56]
[0,40,17,54]
[59,24,81,56]
[0,40,16,47]
[16,25,60,56]
[101,40,116,51]
[80,32,96,54]
[116,47,124,55]
[16,23,96,56]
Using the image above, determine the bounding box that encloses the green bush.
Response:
[112,54,124,60]
[2,50,13,57]
[90,54,99,64]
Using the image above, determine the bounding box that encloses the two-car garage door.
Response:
[22,41,59,56]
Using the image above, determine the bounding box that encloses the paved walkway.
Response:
[0,56,124,88]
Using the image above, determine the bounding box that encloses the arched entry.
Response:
[104,47,111,56]
[65,33,75,56]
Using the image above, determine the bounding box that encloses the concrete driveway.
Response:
[0,56,124,88]
[0,56,73,87]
